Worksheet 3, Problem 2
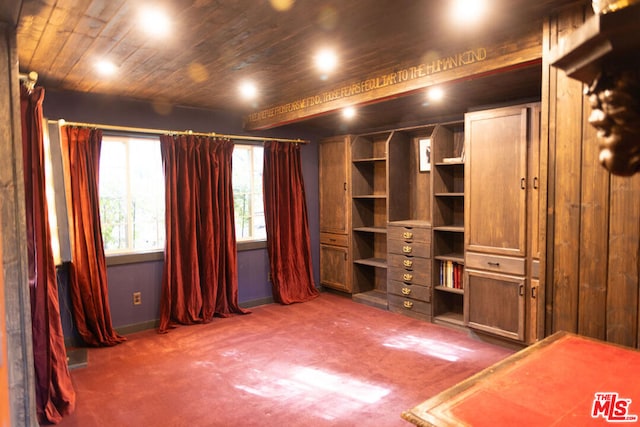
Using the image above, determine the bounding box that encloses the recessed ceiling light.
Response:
[95,59,118,76]
[451,0,486,24]
[139,6,171,37]
[239,81,258,100]
[427,87,444,102]
[342,106,356,120]
[269,0,295,11]
[315,48,338,74]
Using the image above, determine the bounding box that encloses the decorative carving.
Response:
[586,67,640,176]
[549,2,640,176]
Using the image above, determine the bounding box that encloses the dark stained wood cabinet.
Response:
[463,103,541,343]
[319,135,352,293]
[387,221,432,320]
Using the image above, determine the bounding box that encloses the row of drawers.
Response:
[387,223,431,321]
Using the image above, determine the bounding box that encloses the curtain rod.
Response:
[52,120,309,144]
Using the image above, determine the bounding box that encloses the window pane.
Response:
[232,144,266,241]
[99,135,165,254]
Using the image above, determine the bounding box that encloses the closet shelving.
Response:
[431,121,466,327]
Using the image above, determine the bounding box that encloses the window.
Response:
[99,135,165,254]
[232,144,266,241]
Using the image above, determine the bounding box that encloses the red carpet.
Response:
[56,292,513,426]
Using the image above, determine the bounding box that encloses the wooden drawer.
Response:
[387,254,431,272]
[387,225,431,244]
[388,280,431,302]
[388,267,430,286]
[388,239,431,258]
[466,252,525,276]
[320,232,349,247]
[388,293,431,320]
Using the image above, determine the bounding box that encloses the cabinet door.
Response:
[465,106,528,257]
[319,136,350,234]
[464,268,525,341]
[320,244,351,292]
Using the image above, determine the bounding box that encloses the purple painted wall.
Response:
[45,89,323,334]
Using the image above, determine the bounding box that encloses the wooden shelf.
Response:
[353,194,387,199]
[435,286,464,295]
[435,253,465,264]
[435,161,464,167]
[353,257,387,268]
[434,192,464,197]
[352,289,388,310]
[433,312,465,327]
[353,226,387,234]
[433,225,464,233]
[353,157,386,163]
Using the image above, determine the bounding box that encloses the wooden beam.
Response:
[244,27,543,130]
[0,0,22,25]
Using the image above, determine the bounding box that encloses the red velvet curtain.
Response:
[159,135,248,333]
[61,126,125,347]
[263,141,319,304]
[21,86,75,423]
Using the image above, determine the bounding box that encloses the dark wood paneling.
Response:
[578,82,609,340]
[543,3,640,349]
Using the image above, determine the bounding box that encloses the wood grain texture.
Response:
[15,0,578,132]
[543,3,640,349]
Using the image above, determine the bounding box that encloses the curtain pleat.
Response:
[263,141,319,304]
[61,126,125,347]
[21,86,75,423]
[159,135,248,333]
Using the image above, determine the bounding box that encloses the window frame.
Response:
[232,142,267,247]
[99,132,166,259]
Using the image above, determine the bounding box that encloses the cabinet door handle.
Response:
[344,252,347,261]
[519,284,525,296]
[402,246,413,254]
[533,177,539,189]
[403,301,413,309]
[487,261,500,267]
[531,286,537,299]
[344,182,347,191]
[521,177,526,189]
[403,259,413,268]
[401,287,411,295]
[403,273,413,282]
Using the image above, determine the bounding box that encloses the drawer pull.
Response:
[402,231,413,239]
[403,273,413,282]
[403,259,413,268]
[401,287,411,295]
[402,246,413,254]
[403,301,413,309]
[487,261,500,267]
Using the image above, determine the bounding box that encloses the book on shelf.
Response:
[439,260,464,289]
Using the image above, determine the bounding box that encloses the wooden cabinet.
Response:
[430,122,466,327]
[463,103,540,344]
[387,221,432,320]
[319,135,352,293]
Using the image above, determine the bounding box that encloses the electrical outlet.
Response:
[133,291,142,305]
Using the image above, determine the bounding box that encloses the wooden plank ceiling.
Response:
[16,0,580,134]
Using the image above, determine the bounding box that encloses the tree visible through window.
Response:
[232,144,266,241]
[99,135,165,254]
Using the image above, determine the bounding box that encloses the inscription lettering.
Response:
[247,47,488,124]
